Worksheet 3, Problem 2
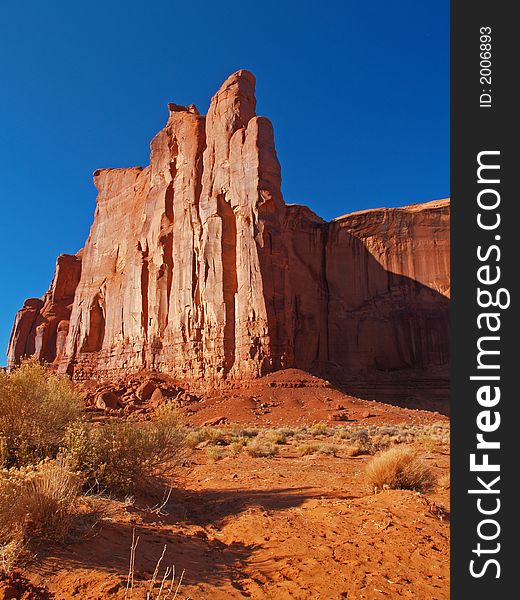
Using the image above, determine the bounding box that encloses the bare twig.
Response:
[156,565,171,599]
[172,569,185,600]
[124,528,140,599]
[149,487,173,516]
[124,532,185,600]
[147,544,167,599]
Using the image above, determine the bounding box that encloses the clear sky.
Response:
[0,0,449,363]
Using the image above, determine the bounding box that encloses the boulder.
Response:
[95,391,122,411]
[136,381,156,401]
[149,387,165,408]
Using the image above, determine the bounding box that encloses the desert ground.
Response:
[1,368,449,600]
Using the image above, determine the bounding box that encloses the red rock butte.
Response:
[7,71,450,384]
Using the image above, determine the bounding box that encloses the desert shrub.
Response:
[345,442,366,457]
[275,427,295,439]
[334,423,450,450]
[365,446,436,493]
[0,361,83,466]
[315,443,337,456]
[185,426,226,448]
[307,422,329,437]
[206,446,224,462]
[0,458,81,573]
[228,425,258,439]
[65,405,185,495]
[227,440,246,457]
[246,437,278,458]
[333,428,350,440]
[262,429,290,445]
[297,443,316,456]
[346,430,376,456]
[298,442,337,457]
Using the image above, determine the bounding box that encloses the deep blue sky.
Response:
[0,0,449,363]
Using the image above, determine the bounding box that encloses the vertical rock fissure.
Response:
[164,231,174,332]
[82,296,105,352]
[141,250,149,339]
[218,193,238,377]
[320,223,331,362]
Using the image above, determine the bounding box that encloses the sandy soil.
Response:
[6,432,449,600]
[1,370,450,599]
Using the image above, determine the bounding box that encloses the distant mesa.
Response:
[7,70,450,386]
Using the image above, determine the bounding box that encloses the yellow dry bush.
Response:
[246,437,278,458]
[185,426,225,448]
[298,442,337,457]
[262,429,290,445]
[206,446,225,462]
[365,446,436,493]
[0,458,81,573]
[227,440,246,457]
[307,423,329,437]
[0,361,83,465]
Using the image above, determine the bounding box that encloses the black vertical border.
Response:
[451,1,517,596]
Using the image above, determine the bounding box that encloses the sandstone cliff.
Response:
[7,71,450,382]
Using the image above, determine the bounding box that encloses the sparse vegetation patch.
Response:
[0,361,83,466]
[65,405,186,495]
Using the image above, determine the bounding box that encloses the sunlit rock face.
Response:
[7,71,450,382]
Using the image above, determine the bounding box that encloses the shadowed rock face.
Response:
[7,71,450,382]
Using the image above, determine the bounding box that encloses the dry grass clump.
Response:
[0,458,81,573]
[185,426,227,449]
[438,473,450,490]
[246,437,279,458]
[227,440,246,457]
[365,446,436,493]
[298,442,337,457]
[307,422,330,437]
[0,361,83,466]
[262,429,290,445]
[65,405,185,495]
[206,446,225,462]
